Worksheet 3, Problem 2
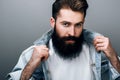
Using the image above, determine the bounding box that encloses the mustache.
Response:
[62,36,79,41]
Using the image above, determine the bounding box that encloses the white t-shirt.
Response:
[45,39,95,80]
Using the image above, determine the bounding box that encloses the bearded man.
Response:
[7,0,120,80]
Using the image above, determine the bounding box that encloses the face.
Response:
[51,8,85,45]
[50,8,85,60]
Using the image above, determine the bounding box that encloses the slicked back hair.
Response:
[52,0,88,20]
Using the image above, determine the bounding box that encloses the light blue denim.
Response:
[7,29,120,80]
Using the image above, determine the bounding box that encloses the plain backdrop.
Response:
[0,0,120,80]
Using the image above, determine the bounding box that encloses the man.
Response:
[7,0,120,80]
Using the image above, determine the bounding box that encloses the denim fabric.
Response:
[7,29,120,80]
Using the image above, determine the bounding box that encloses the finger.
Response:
[43,54,49,61]
[35,45,49,51]
[42,45,48,49]
[41,50,49,61]
[42,47,49,51]
[94,38,104,44]
[95,46,104,52]
[35,45,48,49]
[95,43,105,48]
[94,36,105,40]
[94,36,105,42]
[94,39,105,46]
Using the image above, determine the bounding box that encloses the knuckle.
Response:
[34,46,38,51]
[41,45,47,47]
[105,37,109,40]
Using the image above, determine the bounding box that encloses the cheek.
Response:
[75,27,83,37]
[55,24,67,37]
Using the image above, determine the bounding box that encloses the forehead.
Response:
[56,8,84,23]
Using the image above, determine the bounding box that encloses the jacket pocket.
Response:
[101,60,110,80]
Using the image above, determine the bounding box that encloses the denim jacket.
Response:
[7,29,120,80]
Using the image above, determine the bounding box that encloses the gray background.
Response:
[0,0,120,80]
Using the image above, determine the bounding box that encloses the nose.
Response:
[68,26,75,36]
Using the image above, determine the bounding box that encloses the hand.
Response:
[31,45,49,62]
[93,36,116,59]
[20,45,49,80]
[93,36,120,73]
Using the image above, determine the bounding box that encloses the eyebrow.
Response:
[75,22,84,25]
[60,21,71,24]
[60,21,84,24]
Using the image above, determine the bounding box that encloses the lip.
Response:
[65,40,75,44]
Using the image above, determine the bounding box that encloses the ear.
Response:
[50,17,55,28]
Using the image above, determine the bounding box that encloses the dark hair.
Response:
[52,0,88,20]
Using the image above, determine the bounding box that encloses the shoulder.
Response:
[34,29,53,45]
[19,29,53,63]
[83,29,103,44]
[20,45,35,63]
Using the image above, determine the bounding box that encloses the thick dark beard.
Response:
[51,28,84,60]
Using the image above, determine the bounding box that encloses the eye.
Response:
[63,22,69,27]
[75,23,83,28]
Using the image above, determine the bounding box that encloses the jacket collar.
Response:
[33,28,102,80]
[33,28,101,45]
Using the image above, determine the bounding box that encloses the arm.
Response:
[7,45,49,80]
[20,45,49,80]
[93,36,120,73]
[7,46,35,80]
